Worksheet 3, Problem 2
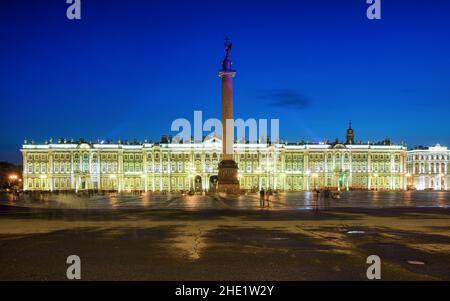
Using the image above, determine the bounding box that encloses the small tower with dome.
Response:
[346,121,355,145]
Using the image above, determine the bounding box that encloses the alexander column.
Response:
[218,37,240,194]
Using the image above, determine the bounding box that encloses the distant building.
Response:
[407,144,450,190]
[21,124,409,192]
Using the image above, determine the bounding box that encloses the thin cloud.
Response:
[258,89,311,110]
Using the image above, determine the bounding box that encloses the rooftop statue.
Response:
[222,37,233,72]
[224,37,232,59]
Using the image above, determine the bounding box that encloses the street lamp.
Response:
[7,174,20,191]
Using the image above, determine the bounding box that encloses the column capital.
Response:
[219,70,236,78]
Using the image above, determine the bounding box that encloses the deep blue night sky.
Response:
[1,0,450,163]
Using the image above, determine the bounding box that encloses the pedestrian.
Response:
[266,189,271,208]
[259,188,265,208]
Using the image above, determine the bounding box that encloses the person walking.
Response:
[259,188,265,208]
[314,189,320,211]
[266,189,271,208]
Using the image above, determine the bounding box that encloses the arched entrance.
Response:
[194,175,202,192]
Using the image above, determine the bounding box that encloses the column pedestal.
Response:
[218,160,240,194]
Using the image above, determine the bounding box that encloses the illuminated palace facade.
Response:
[21,125,414,192]
[407,144,450,190]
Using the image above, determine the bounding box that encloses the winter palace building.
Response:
[407,144,450,190]
[20,124,431,192]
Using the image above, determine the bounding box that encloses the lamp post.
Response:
[7,174,20,191]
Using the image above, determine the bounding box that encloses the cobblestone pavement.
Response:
[0,201,449,280]
[1,191,450,210]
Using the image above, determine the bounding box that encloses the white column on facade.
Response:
[118,151,122,193]
[367,151,371,189]
[152,151,155,192]
[88,151,92,191]
[144,151,148,192]
[49,151,53,192]
[306,174,310,191]
[273,151,277,190]
[168,151,171,192]
[97,150,101,191]
[349,150,353,189]
[390,152,394,190]
[306,150,310,191]
[70,151,74,190]
[22,151,28,190]
[160,152,163,191]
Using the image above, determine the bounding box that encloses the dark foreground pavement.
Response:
[0,205,449,281]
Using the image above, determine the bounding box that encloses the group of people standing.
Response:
[258,188,341,210]
[314,189,341,200]
[259,188,273,208]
